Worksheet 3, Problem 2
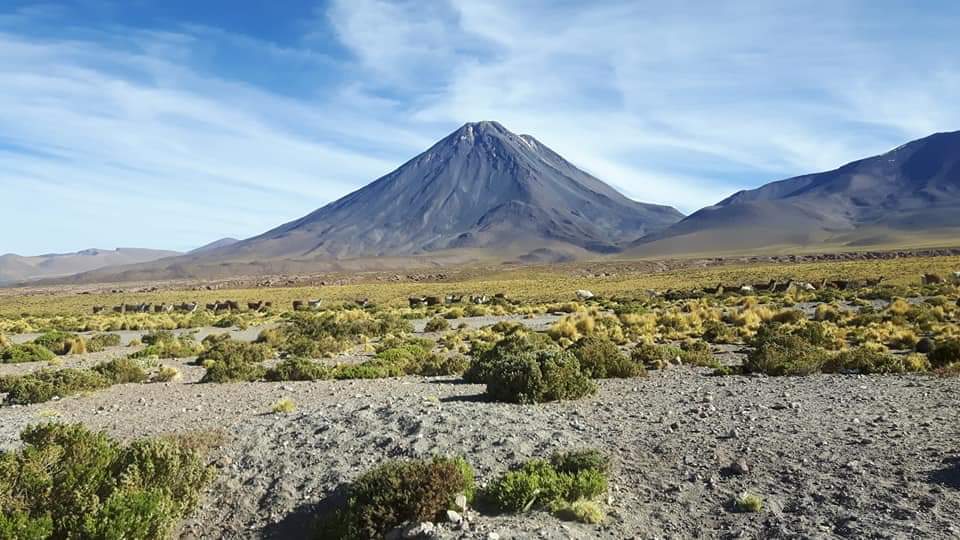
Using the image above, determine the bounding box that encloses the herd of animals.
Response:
[86,273,960,315]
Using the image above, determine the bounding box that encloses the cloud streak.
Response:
[2,1,960,254]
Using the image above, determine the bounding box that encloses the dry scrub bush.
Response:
[0,423,212,539]
[483,346,596,404]
[1,343,55,364]
[483,449,609,523]
[569,336,645,378]
[318,457,474,540]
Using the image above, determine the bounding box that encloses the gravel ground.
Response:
[1,359,958,539]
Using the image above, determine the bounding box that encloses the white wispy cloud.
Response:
[2,0,959,254]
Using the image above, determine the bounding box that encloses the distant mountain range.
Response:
[630,130,960,255]
[10,125,960,285]
[0,248,180,284]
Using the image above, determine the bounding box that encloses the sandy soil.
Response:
[1,357,958,539]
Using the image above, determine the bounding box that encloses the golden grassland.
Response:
[1,255,958,318]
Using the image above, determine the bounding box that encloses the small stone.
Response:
[454,494,468,511]
[487,534,500,540]
[446,510,462,524]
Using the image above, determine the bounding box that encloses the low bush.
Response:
[733,492,763,513]
[424,317,450,332]
[151,366,182,383]
[32,331,87,355]
[630,342,681,370]
[195,338,272,367]
[1,368,111,405]
[464,332,558,384]
[678,340,718,368]
[130,332,200,359]
[569,336,644,378]
[271,398,296,414]
[822,347,928,375]
[929,338,960,369]
[87,333,122,352]
[93,357,149,384]
[0,423,213,539]
[742,324,829,376]
[483,450,609,518]
[199,355,266,383]
[410,354,469,376]
[318,457,474,540]
[265,358,331,381]
[484,347,596,404]
[1,343,55,364]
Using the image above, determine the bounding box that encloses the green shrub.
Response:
[0,423,212,539]
[553,499,604,524]
[733,492,763,513]
[929,339,960,369]
[199,355,266,383]
[484,347,596,404]
[319,457,474,540]
[87,333,122,352]
[464,332,558,384]
[570,336,644,378]
[1,368,111,405]
[93,357,148,384]
[424,317,450,333]
[411,354,469,376]
[32,331,86,355]
[822,347,927,375]
[141,330,176,346]
[679,340,718,368]
[630,342,681,370]
[332,360,404,380]
[275,311,413,358]
[130,333,200,359]
[1,343,55,364]
[483,450,609,514]
[265,358,332,381]
[743,325,828,376]
[195,338,271,366]
[551,449,611,475]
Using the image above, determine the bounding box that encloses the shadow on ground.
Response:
[260,485,347,539]
[929,456,960,489]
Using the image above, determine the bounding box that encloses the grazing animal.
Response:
[113,305,124,313]
[408,297,426,308]
[154,304,164,313]
[802,282,817,291]
[952,271,960,284]
[177,302,199,313]
[307,299,322,310]
[444,294,462,305]
[575,289,595,300]
[922,273,945,285]
[494,293,507,299]
[92,305,105,314]
[739,285,754,294]
[470,294,489,305]
[830,280,849,290]
[865,276,884,287]
[248,301,264,311]
[425,296,442,306]
[355,298,370,308]
[292,300,306,311]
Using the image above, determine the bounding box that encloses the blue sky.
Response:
[2,1,960,254]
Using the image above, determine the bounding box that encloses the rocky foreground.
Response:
[1,357,958,539]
